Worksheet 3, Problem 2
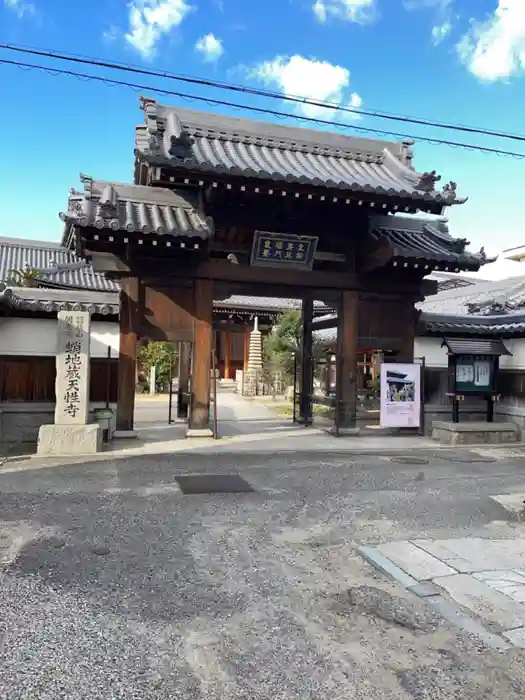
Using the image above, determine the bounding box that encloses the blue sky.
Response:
[1,0,524,278]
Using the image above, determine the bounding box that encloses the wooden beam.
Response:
[359,241,395,273]
[150,167,443,214]
[194,259,358,290]
[210,241,346,263]
[116,276,138,433]
[89,251,132,274]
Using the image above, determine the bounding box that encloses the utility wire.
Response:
[1,41,525,145]
[1,56,525,159]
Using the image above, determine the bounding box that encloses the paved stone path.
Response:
[361,536,525,648]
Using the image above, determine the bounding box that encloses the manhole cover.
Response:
[175,474,254,495]
[390,456,429,465]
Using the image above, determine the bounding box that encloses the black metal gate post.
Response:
[333,354,342,437]
[292,351,298,424]
[168,348,175,424]
[406,356,428,436]
[298,295,314,426]
[177,341,191,421]
[415,355,426,436]
[211,347,218,439]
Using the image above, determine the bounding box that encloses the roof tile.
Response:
[370,215,485,271]
[0,236,118,292]
[60,176,213,239]
[135,99,463,205]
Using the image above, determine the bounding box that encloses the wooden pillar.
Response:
[299,294,314,424]
[177,341,191,420]
[223,331,231,379]
[116,276,138,434]
[243,326,250,371]
[188,278,213,432]
[397,306,416,363]
[335,290,359,432]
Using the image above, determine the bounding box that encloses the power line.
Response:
[1,56,525,159]
[2,41,525,145]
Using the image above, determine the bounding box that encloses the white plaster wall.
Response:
[0,318,119,358]
[414,337,448,368]
[499,339,525,371]
[414,336,525,371]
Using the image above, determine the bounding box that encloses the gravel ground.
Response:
[1,450,525,698]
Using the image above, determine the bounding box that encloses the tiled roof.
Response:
[0,238,332,315]
[420,275,525,336]
[60,175,213,239]
[0,236,118,292]
[427,271,484,291]
[418,274,525,316]
[0,285,119,316]
[442,337,511,356]
[311,276,525,340]
[421,313,525,336]
[135,98,464,205]
[369,215,487,272]
[214,295,330,313]
[314,326,337,344]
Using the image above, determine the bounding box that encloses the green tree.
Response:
[138,341,178,393]
[264,310,324,385]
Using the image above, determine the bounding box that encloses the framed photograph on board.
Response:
[380,363,421,428]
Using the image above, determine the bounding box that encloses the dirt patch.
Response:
[335,585,441,633]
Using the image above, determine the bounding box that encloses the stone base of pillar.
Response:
[334,401,359,435]
[330,426,360,437]
[37,423,102,456]
[186,427,214,438]
[113,430,138,439]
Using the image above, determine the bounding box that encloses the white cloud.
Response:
[431,20,451,45]
[252,55,362,120]
[125,0,192,58]
[404,0,454,45]
[4,0,34,18]
[313,0,376,25]
[404,0,451,10]
[103,25,120,43]
[195,33,224,62]
[456,0,525,81]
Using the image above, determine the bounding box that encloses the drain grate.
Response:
[174,474,254,495]
[390,456,429,465]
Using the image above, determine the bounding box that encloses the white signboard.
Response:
[380,363,421,429]
[55,311,91,425]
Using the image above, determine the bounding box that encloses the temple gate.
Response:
[59,97,486,437]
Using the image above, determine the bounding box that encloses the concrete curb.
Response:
[489,494,525,522]
[0,453,34,466]
[357,545,512,652]
[358,546,419,588]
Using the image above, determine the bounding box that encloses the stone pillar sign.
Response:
[55,311,90,424]
[37,310,102,456]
